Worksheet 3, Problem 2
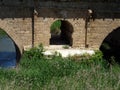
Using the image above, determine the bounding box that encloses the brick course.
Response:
[0,2,119,52]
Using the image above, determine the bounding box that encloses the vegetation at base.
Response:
[0,45,120,90]
[62,45,70,49]
[0,28,7,39]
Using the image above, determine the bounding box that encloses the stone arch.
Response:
[0,27,23,67]
[100,27,120,64]
[0,21,23,54]
[50,20,74,46]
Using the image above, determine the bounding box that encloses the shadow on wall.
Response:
[100,27,120,64]
[50,20,74,46]
[60,20,74,46]
[14,43,21,65]
[0,2,120,20]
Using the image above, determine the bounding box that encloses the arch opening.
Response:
[0,28,21,68]
[50,20,74,46]
[100,27,120,64]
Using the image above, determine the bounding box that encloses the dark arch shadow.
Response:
[100,27,120,64]
[14,43,21,66]
[7,36,22,67]
[50,20,74,46]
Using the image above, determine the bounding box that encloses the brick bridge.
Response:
[0,1,120,54]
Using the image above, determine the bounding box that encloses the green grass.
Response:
[0,46,120,90]
[50,20,61,33]
[0,28,8,39]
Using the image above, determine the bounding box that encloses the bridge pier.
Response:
[0,2,119,51]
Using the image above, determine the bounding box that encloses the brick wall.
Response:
[0,1,119,51]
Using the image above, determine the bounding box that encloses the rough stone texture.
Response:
[87,19,120,49]
[0,6,32,53]
[0,1,120,52]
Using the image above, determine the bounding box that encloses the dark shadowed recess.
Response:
[14,43,21,65]
[50,20,74,46]
[100,27,120,64]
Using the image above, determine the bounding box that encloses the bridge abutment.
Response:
[0,1,119,52]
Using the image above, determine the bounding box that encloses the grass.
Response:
[0,46,120,90]
[0,28,8,39]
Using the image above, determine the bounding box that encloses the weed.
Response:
[0,49,120,90]
[23,44,44,60]
[62,45,69,49]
